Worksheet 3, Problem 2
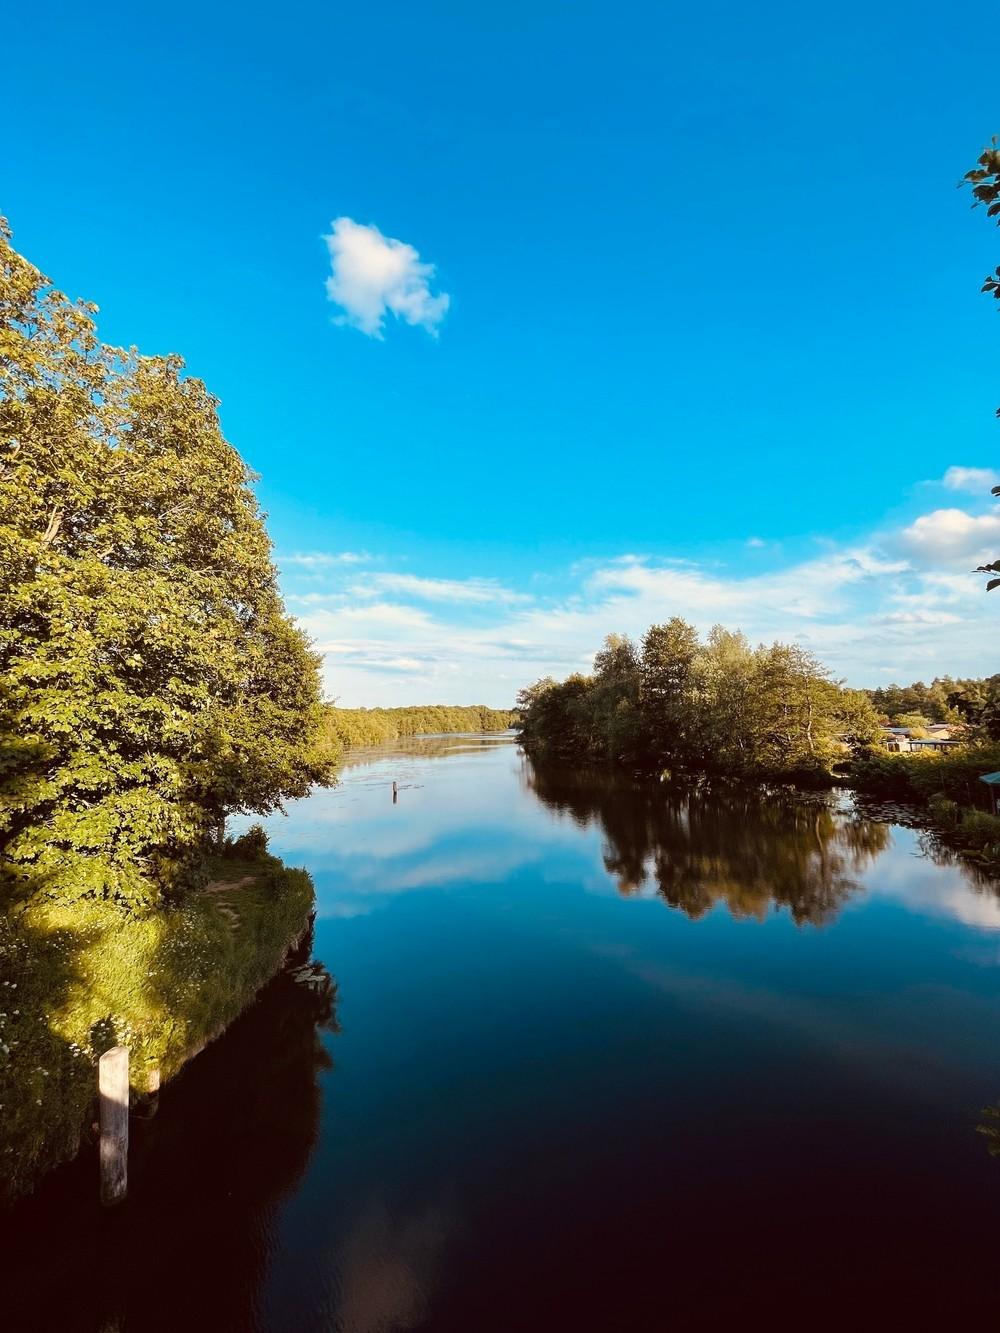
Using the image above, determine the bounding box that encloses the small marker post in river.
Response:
[99,1046,129,1206]
[392,781,398,804]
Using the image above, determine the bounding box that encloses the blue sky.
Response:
[7,1,1000,704]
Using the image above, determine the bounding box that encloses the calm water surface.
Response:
[7,734,1000,1330]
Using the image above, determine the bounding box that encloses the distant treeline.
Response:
[863,675,1000,728]
[325,704,516,752]
[516,621,881,780]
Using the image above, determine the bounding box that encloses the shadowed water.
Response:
[5,733,1000,1329]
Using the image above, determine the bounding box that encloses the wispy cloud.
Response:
[941,465,1000,494]
[279,550,370,569]
[350,573,529,605]
[278,488,1000,706]
[324,217,450,337]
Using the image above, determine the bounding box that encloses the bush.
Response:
[927,795,960,827]
[959,810,1000,856]
[851,744,1000,806]
[226,824,269,860]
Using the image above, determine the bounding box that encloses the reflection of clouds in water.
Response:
[323,900,380,920]
[241,750,532,861]
[601,946,1000,1098]
[315,844,544,918]
[233,740,591,916]
[350,844,542,894]
[864,838,1000,932]
[333,1196,455,1333]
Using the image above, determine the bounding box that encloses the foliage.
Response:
[864,678,969,724]
[0,219,333,908]
[962,139,1000,588]
[225,823,270,860]
[324,704,516,754]
[947,674,1000,740]
[0,844,315,1201]
[965,138,1000,293]
[891,712,930,732]
[516,621,882,779]
[851,742,1000,804]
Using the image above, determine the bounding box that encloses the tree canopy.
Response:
[516,621,881,778]
[964,139,1000,590]
[0,219,333,908]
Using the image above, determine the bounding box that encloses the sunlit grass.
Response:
[0,842,313,1202]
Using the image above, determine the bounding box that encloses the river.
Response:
[5,733,1000,1329]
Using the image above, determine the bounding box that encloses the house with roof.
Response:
[880,725,963,753]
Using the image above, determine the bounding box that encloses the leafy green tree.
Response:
[690,626,756,770]
[590,634,642,760]
[964,140,1000,590]
[639,618,701,764]
[949,674,1000,740]
[868,678,965,724]
[593,633,639,683]
[0,220,333,907]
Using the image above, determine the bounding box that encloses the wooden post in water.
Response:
[392,781,398,804]
[99,1046,129,1206]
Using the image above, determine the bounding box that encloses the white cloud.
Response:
[278,496,1000,706]
[324,217,450,337]
[942,466,1000,494]
[350,573,529,605]
[878,610,962,625]
[279,550,370,568]
[899,508,1000,563]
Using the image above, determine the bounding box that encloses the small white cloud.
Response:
[746,536,767,549]
[324,217,450,338]
[280,550,370,568]
[899,507,1000,563]
[942,466,1000,493]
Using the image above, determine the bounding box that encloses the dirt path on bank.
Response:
[199,874,257,933]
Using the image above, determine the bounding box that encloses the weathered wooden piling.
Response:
[99,1046,129,1206]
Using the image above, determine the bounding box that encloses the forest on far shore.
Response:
[324,704,516,753]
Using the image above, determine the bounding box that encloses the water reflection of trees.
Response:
[524,759,891,927]
[0,925,338,1333]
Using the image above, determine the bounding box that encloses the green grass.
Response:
[0,839,313,1203]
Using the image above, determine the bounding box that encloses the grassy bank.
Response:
[0,833,314,1203]
[325,704,516,752]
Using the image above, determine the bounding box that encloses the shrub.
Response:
[927,795,960,827]
[959,810,1000,853]
[226,824,269,860]
[851,744,1000,807]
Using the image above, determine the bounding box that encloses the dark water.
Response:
[6,734,1000,1330]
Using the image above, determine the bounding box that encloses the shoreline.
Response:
[519,739,1000,879]
[1,854,317,1205]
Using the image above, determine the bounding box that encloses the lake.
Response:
[5,733,1000,1329]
